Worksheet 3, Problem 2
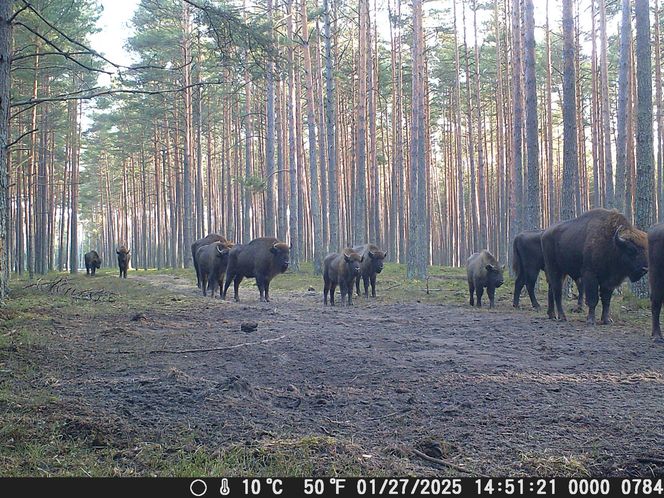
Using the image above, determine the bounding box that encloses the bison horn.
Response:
[216,245,224,254]
[368,251,374,259]
[614,226,627,246]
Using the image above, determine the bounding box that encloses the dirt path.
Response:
[40,274,664,476]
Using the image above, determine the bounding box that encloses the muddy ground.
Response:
[7,272,664,476]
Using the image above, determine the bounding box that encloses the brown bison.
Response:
[542,208,648,324]
[323,249,363,306]
[512,230,583,311]
[353,244,387,298]
[648,223,664,340]
[192,234,229,288]
[196,240,234,298]
[116,246,131,279]
[84,250,101,276]
[222,237,290,302]
[466,250,505,308]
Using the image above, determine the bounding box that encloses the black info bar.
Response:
[1,477,663,497]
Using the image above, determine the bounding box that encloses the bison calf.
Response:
[196,241,233,298]
[353,244,386,298]
[512,230,584,311]
[323,249,363,306]
[116,246,130,279]
[542,208,648,324]
[222,237,290,302]
[466,250,505,308]
[84,250,101,276]
[648,224,664,340]
[192,234,229,288]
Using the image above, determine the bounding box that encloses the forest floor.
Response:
[1,264,663,477]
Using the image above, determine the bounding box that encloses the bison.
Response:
[196,240,234,298]
[222,237,290,302]
[512,230,584,311]
[648,223,664,341]
[192,234,229,288]
[84,250,101,276]
[466,250,505,308]
[116,246,130,279]
[323,249,363,306]
[542,208,648,324]
[353,244,387,298]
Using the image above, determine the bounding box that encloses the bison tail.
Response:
[512,238,522,278]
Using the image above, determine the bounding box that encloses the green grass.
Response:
[0,263,653,476]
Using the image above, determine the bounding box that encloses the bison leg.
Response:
[347,281,354,306]
[571,279,584,312]
[487,286,496,309]
[468,281,475,306]
[475,286,484,308]
[525,274,540,311]
[652,293,663,340]
[233,275,243,302]
[256,277,266,302]
[201,273,208,297]
[324,279,330,305]
[264,280,271,302]
[598,286,614,325]
[339,282,347,306]
[355,275,361,296]
[370,274,377,297]
[330,282,337,306]
[547,273,566,321]
[363,276,370,298]
[583,274,599,325]
[222,271,234,300]
[512,274,525,308]
[194,261,201,288]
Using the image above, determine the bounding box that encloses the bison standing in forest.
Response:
[196,240,234,298]
[466,250,505,308]
[324,249,363,306]
[84,250,101,276]
[352,244,387,298]
[222,237,290,302]
[648,224,664,341]
[192,233,229,288]
[116,246,131,279]
[512,230,583,311]
[542,208,648,324]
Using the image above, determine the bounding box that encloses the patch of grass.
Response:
[519,450,592,477]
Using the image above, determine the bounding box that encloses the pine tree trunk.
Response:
[615,0,631,214]
[523,0,540,230]
[634,0,655,230]
[562,0,579,221]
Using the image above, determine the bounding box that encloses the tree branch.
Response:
[6,128,38,149]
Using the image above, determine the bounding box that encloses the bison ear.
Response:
[116,250,120,255]
[485,264,495,272]
[382,251,387,259]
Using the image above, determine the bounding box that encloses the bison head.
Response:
[344,253,363,276]
[116,248,130,264]
[368,250,386,274]
[270,242,290,273]
[485,264,505,288]
[614,227,648,282]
